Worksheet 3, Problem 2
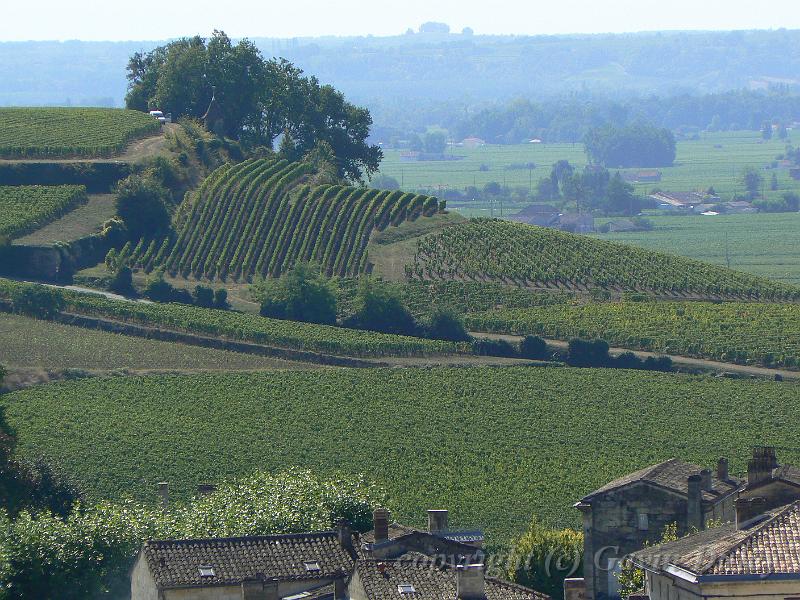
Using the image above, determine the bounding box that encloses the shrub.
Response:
[108,265,135,297]
[258,263,338,326]
[143,270,175,303]
[507,517,583,600]
[520,335,549,360]
[114,174,171,239]
[10,286,65,319]
[343,278,417,335]
[472,338,517,357]
[566,338,612,367]
[213,288,229,309]
[193,285,215,309]
[425,307,471,342]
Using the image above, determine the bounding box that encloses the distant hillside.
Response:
[408,218,800,300]
[128,158,444,280]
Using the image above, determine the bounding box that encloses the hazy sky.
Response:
[2,0,799,41]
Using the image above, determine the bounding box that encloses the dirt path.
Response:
[470,331,799,380]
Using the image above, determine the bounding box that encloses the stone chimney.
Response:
[337,519,353,552]
[158,482,169,511]
[456,564,486,600]
[700,468,713,491]
[735,496,767,529]
[686,474,703,531]
[717,457,729,481]
[747,446,778,488]
[428,509,449,533]
[373,508,390,543]
[241,576,279,600]
[197,483,216,496]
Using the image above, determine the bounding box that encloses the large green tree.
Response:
[125,31,381,181]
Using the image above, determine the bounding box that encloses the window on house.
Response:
[637,511,649,530]
[303,560,321,572]
[198,565,215,578]
[398,584,416,594]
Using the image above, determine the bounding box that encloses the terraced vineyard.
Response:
[4,368,798,541]
[0,108,160,158]
[466,301,800,369]
[0,278,463,358]
[0,184,87,238]
[409,219,800,300]
[128,158,442,280]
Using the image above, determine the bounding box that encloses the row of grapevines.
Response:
[0,185,87,239]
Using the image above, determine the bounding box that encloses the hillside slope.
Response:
[129,158,444,280]
[409,218,800,300]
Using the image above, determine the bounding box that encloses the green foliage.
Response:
[10,286,65,319]
[213,288,228,309]
[617,523,678,599]
[411,219,800,300]
[753,191,800,213]
[507,517,583,600]
[742,166,763,198]
[423,307,470,342]
[584,125,676,168]
[0,185,87,239]
[0,278,461,357]
[0,108,159,159]
[126,31,381,180]
[520,336,549,360]
[108,265,135,297]
[114,174,171,239]
[0,468,382,600]
[465,300,800,368]
[343,279,418,336]
[257,263,338,325]
[140,158,440,280]
[5,368,799,544]
[193,285,215,308]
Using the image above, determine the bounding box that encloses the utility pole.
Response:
[725,230,731,269]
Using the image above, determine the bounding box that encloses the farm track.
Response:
[470,331,800,380]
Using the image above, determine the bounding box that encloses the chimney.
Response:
[456,564,486,600]
[241,576,279,600]
[428,509,449,533]
[158,482,169,511]
[337,519,354,552]
[735,496,767,529]
[197,483,216,496]
[717,457,729,481]
[373,508,390,543]
[686,474,703,531]
[700,468,713,491]
[747,446,777,487]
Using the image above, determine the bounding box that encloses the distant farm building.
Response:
[529,138,543,144]
[622,170,662,183]
[649,191,719,211]
[724,200,758,214]
[461,137,486,148]
[510,206,595,233]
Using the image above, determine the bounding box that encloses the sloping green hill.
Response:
[409,218,800,300]
[129,158,443,280]
[4,368,798,542]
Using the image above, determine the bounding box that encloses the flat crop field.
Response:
[593,213,800,286]
[4,368,799,542]
[0,313,308,371]
[377,131,799,202]
[0,107,160,158]
[466,301,800,368]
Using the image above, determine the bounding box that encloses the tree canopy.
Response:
[584,124,677,168]
[126,31,382,181]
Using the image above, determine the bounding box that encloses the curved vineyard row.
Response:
[132,158,442,281]
[409,218,800,300]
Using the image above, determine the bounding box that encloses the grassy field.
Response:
[4,368,799,542]
[0,107,160,158]
[376,131,799,202]
[0,313,309,371]
[465,300,800,368]
[12,193,116,245]
[593,213,800,286]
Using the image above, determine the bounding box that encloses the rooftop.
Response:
[632,501,800,580]
[142,530,354,588]
[580,459,740,503]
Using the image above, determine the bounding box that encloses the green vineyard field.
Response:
[0,184,87,239]
[4,368,798,541]
[129,158,442,281]
[0,278,463,358]
[0,108,160,158]
[466,301,800,368]
[410,218,800,300]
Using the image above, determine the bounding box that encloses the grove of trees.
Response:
[125,31,381,181]
[583,125,676,168]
